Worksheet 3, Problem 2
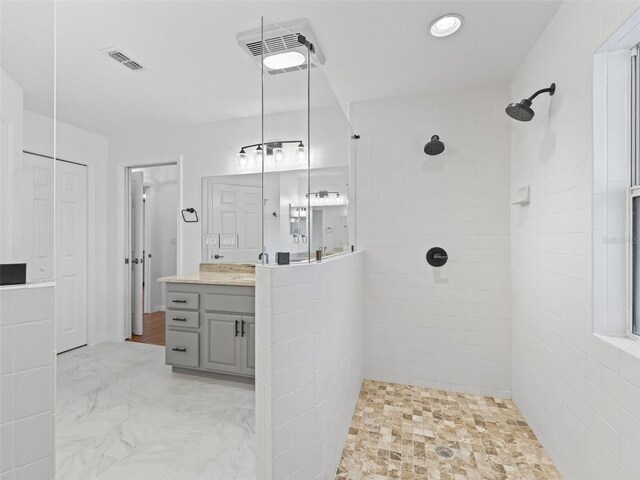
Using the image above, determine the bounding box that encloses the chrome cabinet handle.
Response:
[172,299,187,303]
[235,320,239,337]
[172,347,187,352]
[172,317,187,322]
[241,320,246,337]
[133,258,139,264]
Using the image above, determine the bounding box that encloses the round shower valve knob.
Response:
[426,247,448,267]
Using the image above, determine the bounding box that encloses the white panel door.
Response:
[22,153,54,282]
[130,171,144,335]
[56,160,87,353]
[0,71,23,264]
[205,183,261,263]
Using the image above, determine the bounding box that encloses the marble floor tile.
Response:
[56,448,119,480]
[169,408,255,479]
[336,380,563,480]
[220,442,256,480]
[95,425,203,480]
[55,342,256,480]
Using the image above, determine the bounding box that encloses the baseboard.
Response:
[154,305,166,312]
[172,366,255,385]
[87,333,118,347]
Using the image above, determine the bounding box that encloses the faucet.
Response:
[258,252,269,264]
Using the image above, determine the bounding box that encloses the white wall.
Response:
[109,105,350,273]
[23,111,111,345]
[351,83,512,398]
[0,284,55,480]
[108,106,351,340]
[511,2,640,480]
[255,252,364,480]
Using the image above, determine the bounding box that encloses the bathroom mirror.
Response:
[289,205,307,238]
[201,166,349,263]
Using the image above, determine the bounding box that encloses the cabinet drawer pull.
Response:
[172,299,187,303]
[172,317,187,322]
[241,320,246,337]
[172,347,187,352]
[235,320,239,337]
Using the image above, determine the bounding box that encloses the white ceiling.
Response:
[1,1,560,138]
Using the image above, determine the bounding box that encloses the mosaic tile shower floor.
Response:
[336,380,563,480]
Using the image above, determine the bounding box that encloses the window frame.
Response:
[629,43,640,339]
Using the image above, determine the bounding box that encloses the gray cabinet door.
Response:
[203,314,242,373]
[241,316,255,375]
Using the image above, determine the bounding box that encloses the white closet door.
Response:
[0,71,23,264]
[56,161,87,353]
[22,153,54,282]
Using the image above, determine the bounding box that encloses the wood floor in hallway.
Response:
[127,311,166,346]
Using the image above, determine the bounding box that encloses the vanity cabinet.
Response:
[203,314,255,375]
[164,282,255,379]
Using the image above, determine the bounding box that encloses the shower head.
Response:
[424,135,445,156]
[506,83,556,122]
[506,99,535,122]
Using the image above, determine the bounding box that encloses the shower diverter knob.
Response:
[426,247,448,267]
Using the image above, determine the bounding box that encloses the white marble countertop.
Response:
[157,272,255,287]
[0,281,56,291]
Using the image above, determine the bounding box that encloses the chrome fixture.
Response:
[506,83,556,122]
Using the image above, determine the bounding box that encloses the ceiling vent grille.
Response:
[101,47,147,72]
[237,20,325,75]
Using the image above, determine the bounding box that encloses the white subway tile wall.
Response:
[351,83,513,398]
[0,285,55,480]
[511,2,640,479]
[255,252,364,480]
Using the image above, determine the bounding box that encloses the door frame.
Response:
[143,185,151,314]
[121,158,182,341]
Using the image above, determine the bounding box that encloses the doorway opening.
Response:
[126,164,178,346]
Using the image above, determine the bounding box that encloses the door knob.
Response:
[214,254,224,259]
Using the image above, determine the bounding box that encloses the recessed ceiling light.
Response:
[263,51,306,70]
[429,14,464,37]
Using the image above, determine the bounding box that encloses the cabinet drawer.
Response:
[167,292,199,310]
[204,294,255,314]
[166,331,199,368]
[166,310,199,328]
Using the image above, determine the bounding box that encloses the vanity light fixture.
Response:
[273,146,285,163]
[236,140,306,171]
[236,148,249,171]
[429,14,464,37]
[254,145,264,166]
[296,141,306,163]
[305,190,347,206]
